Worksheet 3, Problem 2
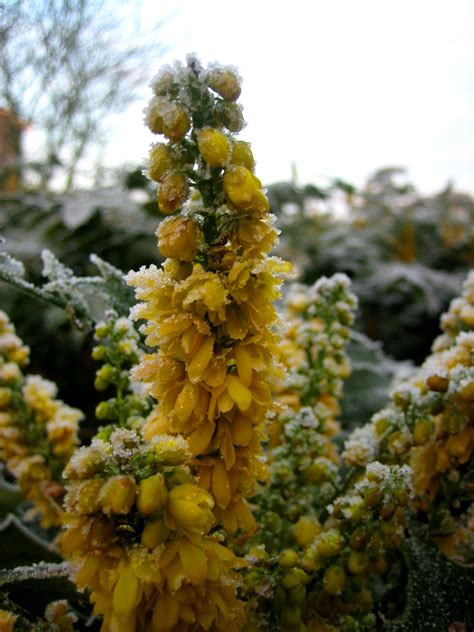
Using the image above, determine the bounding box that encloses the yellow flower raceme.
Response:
[0,310,82,527]
[128,58,293,540]
[61,428,246,632]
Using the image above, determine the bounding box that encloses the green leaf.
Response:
[387,532,474,631]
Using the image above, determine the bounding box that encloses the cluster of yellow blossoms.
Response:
[0,310,81,527]
[61,428,245,631]
[128,57,290,534]
[343,271,474,564]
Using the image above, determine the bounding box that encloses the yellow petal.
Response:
[187,336,214,382]
[178,539,208,583]
[228,375,252,412]
[187,422,216,455]
[112,567,140,616]
[235,344,253,386]
[212,461,231,509]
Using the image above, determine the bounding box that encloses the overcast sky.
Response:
[78,1,474,193]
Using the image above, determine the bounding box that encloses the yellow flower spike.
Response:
[228,375,252,412]
[197,126,230,167]
[187,335,215,383]
[157,172,188,214]
[99,475,137,515]
[137,473,168,515]
[112,567,141,616]
[141,518,170,549]
[234,344,253,386]
[212,460,232,508]
[148,143,174,182]
[157,215,200,262]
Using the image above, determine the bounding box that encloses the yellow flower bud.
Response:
[148,143,174,182]
[158,172,188,214]
[426,374,449,392]
[294,516,321,548]
[167,483,214,533]
[197,127,230,167]
[230,140,255,171]
[141,518,170,548]
[100,475,136,515]
[278,549,299,568]
[217,102,245,132]
[157,215,200,262]
[137,473,168,515]
[163,107,190,142]
[347,550,369,574]
[413,418,434,445]
[223,165,269,215]
[76,479,104,515]
[322,564,346,595]
[316,530,345,557]
[208,68,241,101]
[0,387,12,407]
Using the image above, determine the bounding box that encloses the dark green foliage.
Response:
[269,168,473,364]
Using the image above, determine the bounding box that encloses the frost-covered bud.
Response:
[157,215,201,261]
[99,475,137,514]
[148,143,175,182]
[230,140,255,172]
[322,564,346,595]
[197,127,230,167]
[137,473,168,514]
[158,172,188,214]
[207,67,241,101]
[217,101,245,132]
[141,518,170,548]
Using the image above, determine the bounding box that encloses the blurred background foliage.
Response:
[1,165,472,429]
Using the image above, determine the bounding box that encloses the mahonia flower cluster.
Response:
[0,310,82,527]
[61,428,246,631]
[251,407,341,554]
[127,57,291,534]
[273,274,357,442]
[244,461,412,631]
[92,311,152,428]
[343,271,474,564]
